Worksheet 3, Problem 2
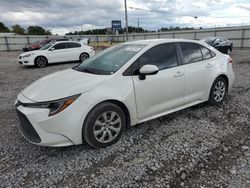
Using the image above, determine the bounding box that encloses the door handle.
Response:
[205,63,212,68]
[174,71,184,77]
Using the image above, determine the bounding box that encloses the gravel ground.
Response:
[0,50,250,187]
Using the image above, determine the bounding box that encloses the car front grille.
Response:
[16,109,41,143]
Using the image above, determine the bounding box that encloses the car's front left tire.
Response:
[34,56,48,68]
[82,102,126,148]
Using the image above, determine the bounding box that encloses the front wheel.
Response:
[34,56,48,68]
[82,102,126,148]
[208,77,227,105]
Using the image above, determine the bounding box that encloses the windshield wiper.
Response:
[77,67,106,75]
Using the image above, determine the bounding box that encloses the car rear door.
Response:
[131,43,185,120]
[178,42,214,104]
[66,42,82,61]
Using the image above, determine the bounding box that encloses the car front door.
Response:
[178,42,213,104]
[47,43,68,63]
[131,43,185,120]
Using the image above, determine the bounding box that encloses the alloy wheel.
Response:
[36,57,47,67]
[93,111,122,143]
[213,80,226,102]
[80,53,88,61]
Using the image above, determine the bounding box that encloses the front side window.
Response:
[138,43,178,70]
[180,42,203,64]
[53,43,66,50]
[75,44,146,75]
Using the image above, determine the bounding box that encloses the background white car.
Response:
[18,41,95,68]
[16,39,234,148]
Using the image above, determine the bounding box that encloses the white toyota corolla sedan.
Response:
[18,41,95,68]
[15,39,234,148]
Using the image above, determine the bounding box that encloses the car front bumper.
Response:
[15,93,91,147]
[18,56,35,66]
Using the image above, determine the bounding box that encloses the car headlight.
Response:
[22,53,33,58]
[20,94,81,116]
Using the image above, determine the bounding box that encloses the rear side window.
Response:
[180,43,202,64]
[138,43,178,70]
[67,42,81,48]
[200,46,212,60]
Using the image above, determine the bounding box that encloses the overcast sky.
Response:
[0,0,250,35]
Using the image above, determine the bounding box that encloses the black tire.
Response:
[208,77,228,105]
[34,56,48,68]
[79,52,89,62]
[82,102,126,148]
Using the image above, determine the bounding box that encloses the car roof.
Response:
[125,38,204,46]
[51,41,79,45]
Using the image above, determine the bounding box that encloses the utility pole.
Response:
[137,17,140,29]
[124,0,129,41]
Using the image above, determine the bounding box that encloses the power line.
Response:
[129,6,250,19]
[128,6,197,18]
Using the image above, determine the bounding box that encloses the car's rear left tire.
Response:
[34,56,48,68]
[82,102,126,148]
[79,52,89,62]
[208,77,228,105]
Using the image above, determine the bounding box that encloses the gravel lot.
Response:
[0,50,250,187]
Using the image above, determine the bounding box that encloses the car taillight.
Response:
[228,57,233,64]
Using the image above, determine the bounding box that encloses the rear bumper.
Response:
[227,64,235,91]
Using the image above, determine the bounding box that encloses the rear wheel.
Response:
[34,56,48,68]
[208,77,227,105]
[82,102,126,148]
[79,52,89,62]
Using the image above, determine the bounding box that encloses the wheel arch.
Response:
[211,74,229,93]
[83,99,131,130]
[79,52,89,61]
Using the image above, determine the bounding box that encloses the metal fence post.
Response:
[158,33,160,39]
[194,31,197,40]
[241,28,245,49]
[173,32,175,38]
[26,36,30,45]
[214,29,217,37]
[4,37,9,51]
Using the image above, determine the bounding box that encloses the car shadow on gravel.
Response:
[19,61,80,69]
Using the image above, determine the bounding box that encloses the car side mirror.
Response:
[139,64,159,80]
[49,47,55,51]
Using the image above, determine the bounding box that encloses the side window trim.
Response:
[123,42,179,76]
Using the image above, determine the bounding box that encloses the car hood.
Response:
[20,50,44,57]
[22,68,108,102]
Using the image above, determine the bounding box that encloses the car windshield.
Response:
[40,43,53,50]
[202,37,216,46]
[74,44,146,75]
